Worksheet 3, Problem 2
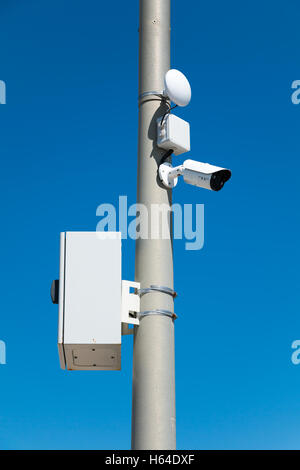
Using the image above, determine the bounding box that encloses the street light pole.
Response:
[131,0,176,450]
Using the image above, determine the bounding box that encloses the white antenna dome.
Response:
[164,69,191,107]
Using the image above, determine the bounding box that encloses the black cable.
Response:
[160,149,174,165]
[160,105,178,125]
[158,105,179,166]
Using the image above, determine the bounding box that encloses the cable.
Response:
[160,105,178,126]
[160,149,174,165]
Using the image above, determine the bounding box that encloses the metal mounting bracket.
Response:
[121,280,140,335]
[136,285,177,321]
[138,284,177,299]
[139,309,177,320]
[138,90,165,100]
[138,90,169,107]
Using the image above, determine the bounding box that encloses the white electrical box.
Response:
[58,232,122,371]
[157,114,190,156]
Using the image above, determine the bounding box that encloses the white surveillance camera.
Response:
[159,159,231,191]
[182,160,231,191]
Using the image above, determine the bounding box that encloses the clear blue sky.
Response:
[0,0,300,450]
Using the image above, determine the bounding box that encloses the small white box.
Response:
[58,232,122,371]
[157,114,190,156]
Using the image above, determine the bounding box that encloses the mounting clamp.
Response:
[139,309,177,320]
[138,285,177,298]
[121,280,140,335]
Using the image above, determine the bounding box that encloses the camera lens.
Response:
[210,170,231,191]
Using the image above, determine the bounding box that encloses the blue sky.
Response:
[0,0,300,450]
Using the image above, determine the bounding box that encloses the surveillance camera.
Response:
[182,160,231,191]
[158,159,231,191]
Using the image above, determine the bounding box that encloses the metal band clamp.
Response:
[138,90,164,100]
[137,285,177,298]
[138,91,170,106]
[139,309,177,320]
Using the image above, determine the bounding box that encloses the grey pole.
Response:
[132,0,176,450]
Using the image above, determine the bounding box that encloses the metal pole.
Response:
[132,0,176,450]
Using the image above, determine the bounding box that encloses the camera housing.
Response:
[183,160,231,191]
[158,159,231,191]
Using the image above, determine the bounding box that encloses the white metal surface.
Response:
[183,160,213,190]
[157,114,190,156]
[183,168,211,190]
[121,280,140,335]
[164,69,191,107]
[57,232,66,369]
[158,162,181,188]
[183,159,227,174]
[58,231,122,371]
